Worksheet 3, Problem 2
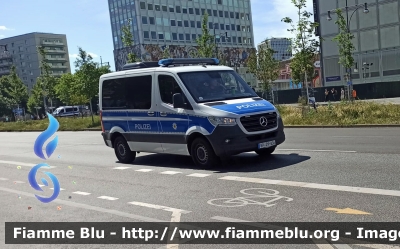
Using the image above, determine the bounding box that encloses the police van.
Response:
[99,58,285,168]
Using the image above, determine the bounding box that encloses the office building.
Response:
[258,38,292,61]
[108,0,257,87]
[0,32,71,90]
[315,0,400,86]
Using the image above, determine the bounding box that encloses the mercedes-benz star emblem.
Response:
[259,116,268,127]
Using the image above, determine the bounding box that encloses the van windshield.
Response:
[177,70,258,103]
[53,108,62,114]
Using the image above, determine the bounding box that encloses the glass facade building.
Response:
[316,0,400,86]
[258,38,292,61]
[108,0,257,87]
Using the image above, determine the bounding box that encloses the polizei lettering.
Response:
[236,103,266,109]
[135,124,151,130]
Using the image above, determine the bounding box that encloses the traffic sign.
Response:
[347,81,352,85]
[314,61,320,68]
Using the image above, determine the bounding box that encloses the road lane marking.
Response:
[325,208,371,215]
[340,238,400,249]
[128,201,191,214]
[0,178,9,181]
[0,186,164,222]
[73,191,91,196]
[276,149,357,153]
[211,216,389,248]
[97,196,119,201]
[312,240,335,249]
[128,201,191,249]
[50,188,65,191]
[135,169,154,172]
[160,171,182,175]
[219,176,400,197]
[187,173,211,178]
[0,160,57,168]
[113,166,132,170]
[13,181,25,184]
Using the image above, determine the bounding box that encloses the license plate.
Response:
[258,140,276,149]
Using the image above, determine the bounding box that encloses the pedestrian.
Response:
[340,88,345,100]
[324,89,329,102]
[331,88,336,101]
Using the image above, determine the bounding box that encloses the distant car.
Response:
[52,106,80,117]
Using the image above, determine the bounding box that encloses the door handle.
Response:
[148,111,154,116]
[160,112,167,116]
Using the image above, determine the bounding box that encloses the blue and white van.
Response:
[99,58,285,168]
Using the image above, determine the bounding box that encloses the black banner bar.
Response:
[5,222,400,244]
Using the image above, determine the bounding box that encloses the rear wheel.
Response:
[190,137,220,169]
[255,146,276,156]
[114,136,136,163]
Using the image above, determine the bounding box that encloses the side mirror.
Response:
[173,93,185,109]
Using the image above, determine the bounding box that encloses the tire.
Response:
[190,137,220,169]
[255,146,276,156]
[114,136,136,164]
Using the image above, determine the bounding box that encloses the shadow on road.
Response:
[120,152,310,173]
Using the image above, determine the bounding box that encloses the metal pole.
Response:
[345,0,352,101]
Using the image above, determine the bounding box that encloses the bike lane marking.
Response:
[207,188,293,208]
[219,176,400,197]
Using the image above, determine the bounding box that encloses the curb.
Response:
[1,125,400,132]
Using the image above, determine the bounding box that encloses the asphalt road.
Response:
[0,128,400,249]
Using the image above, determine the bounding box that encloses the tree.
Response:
[55,73,87,118]
[162,46,171,59]
[37,46,58,111]
[333,8,355,84]
[27,80,44,115]
[0,67,28,119]
[196,13,215,58]
[74,47,111,124]
[121,18,139,63]
[282,0,319,98]
[248,46,280,95]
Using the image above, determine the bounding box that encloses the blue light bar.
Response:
[158,58,220,67]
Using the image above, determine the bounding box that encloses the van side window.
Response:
[158,75,183,105]
[102,77,127,110]
[125,75,152,109]
[66,108,73,112]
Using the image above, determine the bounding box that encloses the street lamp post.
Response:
[213,24,229,59]
[100,56,110,67]
[327,2,369,101]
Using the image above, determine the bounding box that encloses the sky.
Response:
[0,0,313,73]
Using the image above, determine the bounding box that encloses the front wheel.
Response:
[255,146,276,156]
[114,136,136,163]
[190,137,220,169]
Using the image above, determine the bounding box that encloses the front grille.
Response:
[240,112,278,132]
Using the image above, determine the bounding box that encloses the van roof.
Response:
[100,65,234,80]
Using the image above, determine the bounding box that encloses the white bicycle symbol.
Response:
[207,188,293,208]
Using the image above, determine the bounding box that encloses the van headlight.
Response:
[208,117,236,126]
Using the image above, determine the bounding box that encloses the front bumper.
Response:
[102,132,112,147]
[205,117,285,157]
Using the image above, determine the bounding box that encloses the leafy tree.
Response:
[248,46,280,94]
[121,18,139,63]
[37,46,58,111]
[282,0,319,97]
[196,13,215,58]
[55,73,87,118]
[162,46,171,59]
[0,66,29,111]
[333,8,355,84]
[27,80,44,114]
[74,47,111,124]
